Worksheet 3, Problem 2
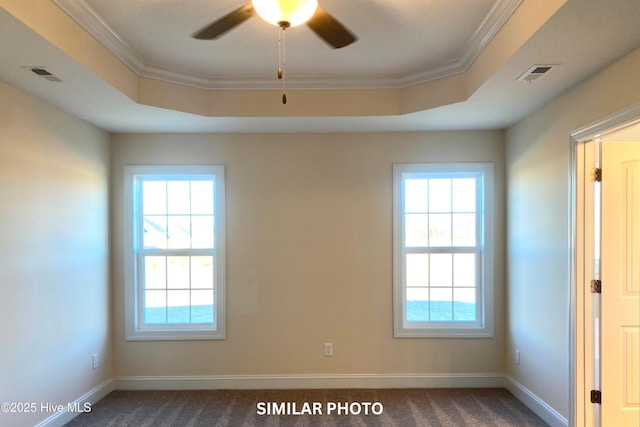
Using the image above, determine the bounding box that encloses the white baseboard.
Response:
[504,375,569,427]
[114,372,505,390]
[35,379,115,427]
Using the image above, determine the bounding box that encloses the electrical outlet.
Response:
[324,343,333,357]
[92,353,99,369]
[515,349,520,365]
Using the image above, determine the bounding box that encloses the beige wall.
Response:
[0,82,111,427]
[505,47,640,419]
[111,131,506,377]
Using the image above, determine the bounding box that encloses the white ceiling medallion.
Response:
[51,0,523,90]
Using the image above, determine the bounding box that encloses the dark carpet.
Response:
[65,388,549,426]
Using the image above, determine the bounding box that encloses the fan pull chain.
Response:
[278,25,287,104]
[278,25,283,80]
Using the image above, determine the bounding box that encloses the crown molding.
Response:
[398,0,524,87]
[137,61,402,90]
[52,0,143,72]
[51,0,523,90]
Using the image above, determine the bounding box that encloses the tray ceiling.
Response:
[0,0,639,132]
[52,0,521,89]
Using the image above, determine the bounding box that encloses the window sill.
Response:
[394,325,494,339]
[125,329,225,341]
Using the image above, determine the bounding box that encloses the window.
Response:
[393,163,494,338]
[124,165,225,340]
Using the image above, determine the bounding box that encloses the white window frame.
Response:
[393,163,494,338]
[124,165,226,341]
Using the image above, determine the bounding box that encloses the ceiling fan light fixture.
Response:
[252,0,318,27]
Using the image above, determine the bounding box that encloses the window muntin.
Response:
[394,163,494,338]
[124,166,225,340]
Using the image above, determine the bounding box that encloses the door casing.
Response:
[569,102,640,427]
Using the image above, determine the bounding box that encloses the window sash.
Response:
[136,175,217,251]
[136,250,217,330]
[401,248,483,328]
[401,171,484,249]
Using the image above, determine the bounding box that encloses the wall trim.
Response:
[571,101,640,142]
[36,379,115,427]
[114,372,505,390]
[504,375,569,427]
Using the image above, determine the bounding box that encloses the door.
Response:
[601,138,640,426]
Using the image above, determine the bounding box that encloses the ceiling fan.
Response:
[192,0,357,49]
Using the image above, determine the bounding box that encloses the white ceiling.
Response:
[54,0,508,89]
[1,0,639,133]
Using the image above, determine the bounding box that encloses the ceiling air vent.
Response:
[28,67,63,83]
[516,64,558,83]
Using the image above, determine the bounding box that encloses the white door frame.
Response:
[569,101,640,427]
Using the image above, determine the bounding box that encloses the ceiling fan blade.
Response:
[192,3,254,40]
[306,7,357,49]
